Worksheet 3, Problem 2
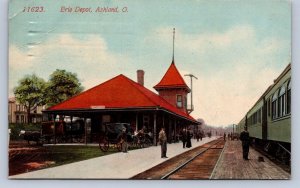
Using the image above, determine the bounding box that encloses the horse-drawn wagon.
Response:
[41,119,85,144]
[98,123,135,152]
[98,123,154,152]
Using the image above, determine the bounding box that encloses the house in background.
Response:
[8,97,44,124]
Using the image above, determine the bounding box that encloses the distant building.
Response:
[8,97,44,124]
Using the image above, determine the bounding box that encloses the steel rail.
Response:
[277,143,291,155]
[160,139,223,179]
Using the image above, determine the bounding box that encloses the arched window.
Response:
[287,80,291,114]
[272,91,278,119]
[278,86,286,117]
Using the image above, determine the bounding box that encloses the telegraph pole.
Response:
[184,74,198,114]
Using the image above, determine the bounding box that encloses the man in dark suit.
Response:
[159,127,167,158]
[181,129,187,148]
[239,126,250,160]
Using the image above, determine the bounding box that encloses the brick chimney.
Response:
[137,70,145,86]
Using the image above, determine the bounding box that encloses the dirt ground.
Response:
[9,141,55,176]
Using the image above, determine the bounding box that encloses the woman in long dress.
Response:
[186,130,192,148]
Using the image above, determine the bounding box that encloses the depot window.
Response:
[177,95,182,108]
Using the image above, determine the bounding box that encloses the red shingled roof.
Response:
[47,74,197,123]
[154,61,189,90]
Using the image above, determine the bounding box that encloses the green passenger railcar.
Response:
[237,63,291,163]
[265,65,291,143]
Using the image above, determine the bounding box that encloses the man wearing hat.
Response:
[121,127,128,153]
[239,126,250,160]
[158,127,167,158]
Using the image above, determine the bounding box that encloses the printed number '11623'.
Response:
[23,6,45,12]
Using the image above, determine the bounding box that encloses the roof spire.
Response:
[172,28,175,64]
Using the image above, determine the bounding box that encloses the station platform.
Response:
[10,136,219,179]
[211,140,290,179]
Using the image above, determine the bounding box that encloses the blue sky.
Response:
[9,0,291,126]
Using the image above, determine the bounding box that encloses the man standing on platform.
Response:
[181,129,187,148]
[240,126,250,160]
[120,128,128,153]
[159,127,167,158]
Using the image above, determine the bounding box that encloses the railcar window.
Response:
[287,80,291,114]
[278,86,286,117]
[258,108,261,123]
[272,90,278,119]
[268,98,271,117]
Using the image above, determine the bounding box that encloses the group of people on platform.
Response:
[159,126,250,161]
[121,125,250,161]
[180,128,194,148]
[223,132,238,141]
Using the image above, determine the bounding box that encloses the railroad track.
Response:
[131,138,225,180]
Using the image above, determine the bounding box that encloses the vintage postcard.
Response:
[8,0,291,179]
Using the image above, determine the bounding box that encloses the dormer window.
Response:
[177,95,182,108]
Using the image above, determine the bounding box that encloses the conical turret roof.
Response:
[154,61,190,91]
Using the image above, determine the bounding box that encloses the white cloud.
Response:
[188,64,279,126]
[9,45,35,70]
[9,34,131,95]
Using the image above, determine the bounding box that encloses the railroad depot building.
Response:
[43,61,199,145]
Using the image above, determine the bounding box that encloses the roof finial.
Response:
[172,28,175,64]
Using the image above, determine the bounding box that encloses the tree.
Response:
[14,74,46,123]
[45,69,84,107]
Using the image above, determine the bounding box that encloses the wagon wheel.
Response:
[99,136,109,152]
[117,142,122,152]
[143,137,152,148]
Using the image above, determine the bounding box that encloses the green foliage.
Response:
[12,70,83,123]
[14,74,46,109]
[9,123,42,140]
[13,74,46,123]
[45,69,84,107]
